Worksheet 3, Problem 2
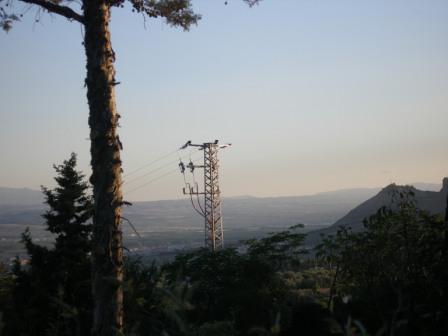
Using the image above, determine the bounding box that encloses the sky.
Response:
[0,0,447,201]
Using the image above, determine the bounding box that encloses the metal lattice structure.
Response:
[202,142,224,250]
[179,140,230,251]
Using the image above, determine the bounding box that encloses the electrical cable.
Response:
[124,155,186,186]
[180,150,205,216]
[123,149,179,178]
[189,192,205,217]
[189,151,206,215]
[191,172,205,216]
[123,152,201,186]
[124,157,202,195]
[124,167,180,195]
[121,216,144,249]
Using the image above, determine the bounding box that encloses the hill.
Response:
[1,182,445,260]
[0,187,43,206]
[0,186,384,229]
[306,178,448,246]
[0,186,381,261]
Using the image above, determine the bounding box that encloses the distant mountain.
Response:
[0,186,382,260]
[0,204,44,226]
[0,186,382,231]
[0,187,44,206]
[306,178,448,246]
[122,188,383,233]
[123,184,444,235]
[0,183,443,231]
[0,181,445,260]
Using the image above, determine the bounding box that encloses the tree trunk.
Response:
[83,1,123,335]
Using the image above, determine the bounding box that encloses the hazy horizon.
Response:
[0,179,444,203]
[1,0,447,201]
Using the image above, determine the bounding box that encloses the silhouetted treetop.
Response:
[0,0,201,31]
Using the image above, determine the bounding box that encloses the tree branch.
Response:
[18,0,84,24]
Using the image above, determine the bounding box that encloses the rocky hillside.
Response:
[306,178,448,246]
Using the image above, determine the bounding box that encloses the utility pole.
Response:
[179,140,231,251]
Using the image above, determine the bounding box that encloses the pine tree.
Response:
[8,153,93,336]
[41,152,92,282]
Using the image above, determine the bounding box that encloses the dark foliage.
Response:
[317,191,448,335]
[161,225,339,336]
[0,262,14,333]
[244,224,307,271]
[0,0,201,31]
[122,257,169,335]
[4,153,93,336]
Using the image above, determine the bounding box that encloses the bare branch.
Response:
[17,0,84,24]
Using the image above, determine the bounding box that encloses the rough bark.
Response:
[83,1,124,335]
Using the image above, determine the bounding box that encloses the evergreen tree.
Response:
[6,153,93,336]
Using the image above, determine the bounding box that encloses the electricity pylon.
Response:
[179,140,231,251]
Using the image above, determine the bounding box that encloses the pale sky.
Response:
[1,0,447,201]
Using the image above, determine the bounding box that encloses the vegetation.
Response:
[0,159,447,335]
[317,191,448,335]
[160,226,341,336]
[2,153,93,336]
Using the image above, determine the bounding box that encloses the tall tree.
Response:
[1,1,261,334]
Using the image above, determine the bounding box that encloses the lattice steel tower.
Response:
[179,140,230,251]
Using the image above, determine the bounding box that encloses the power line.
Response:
[124,167,179,195]
[123,152,201,186]
[123,149,179,178]
[124,154,188,186]
[124,157,202,195]
[121,216,144,249]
